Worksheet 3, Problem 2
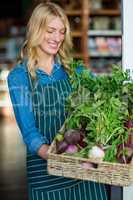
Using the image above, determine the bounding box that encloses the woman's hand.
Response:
[37,144,50,160]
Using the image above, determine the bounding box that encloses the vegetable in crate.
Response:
[65,144,78,154]
[117,118,133,163]
[55,129,86,154]
[56,140,68,154]
[56,65,133,164]
[88,146,105,161]
[64,129,81,144]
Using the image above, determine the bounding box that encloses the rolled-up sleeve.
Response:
[7,66,49,154]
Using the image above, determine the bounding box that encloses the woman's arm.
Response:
[7,65,49,159]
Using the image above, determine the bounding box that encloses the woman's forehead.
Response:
[46,16,65,29]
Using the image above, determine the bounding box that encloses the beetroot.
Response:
[56,140,68,154]
[117,144,133,164]
[78,133,87,148]
[125,118,133,129]
[80,162,94,169]
[64,129,81,145]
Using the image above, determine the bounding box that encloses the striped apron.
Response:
[27,73,108,200]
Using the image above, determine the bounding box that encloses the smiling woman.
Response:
[19,2,72,79]
[36,17,65,75]
[7,2,108,200]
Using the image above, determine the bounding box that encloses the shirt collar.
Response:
[36,62,61,76]
[20,57,61,75]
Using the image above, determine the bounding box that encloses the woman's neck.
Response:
[37,49,55,74]
[38,56,54,68]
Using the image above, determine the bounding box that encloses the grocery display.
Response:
[48,64,133,186]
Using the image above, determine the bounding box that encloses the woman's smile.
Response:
[48,41,59,49]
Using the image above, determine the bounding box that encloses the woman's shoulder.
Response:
[8,62,27,77]
[7,62,29,85]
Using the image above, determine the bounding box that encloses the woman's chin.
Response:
[48,49,59,55]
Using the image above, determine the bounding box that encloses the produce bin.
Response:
[47,65,133,187]
[47,141,133,186]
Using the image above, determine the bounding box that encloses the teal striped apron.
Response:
[27,73,108,200]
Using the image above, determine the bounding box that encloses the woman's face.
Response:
[39,17,65,56]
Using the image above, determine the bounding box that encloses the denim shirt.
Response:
[7,61,68,154]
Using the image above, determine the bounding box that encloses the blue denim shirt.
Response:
[7,61,69,154]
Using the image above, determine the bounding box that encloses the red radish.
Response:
[80,162,94,169]
[56,140,68,154]
[78,133,87,148]
[65,144,78,154]
[125,119,133,129]
[117,144,133,164]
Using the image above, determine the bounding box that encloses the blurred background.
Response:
[0,0,122,200]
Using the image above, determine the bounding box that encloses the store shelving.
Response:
[89,30,121,36]
[90,53,121,58]
[0,85,8,92]
[65,10,82,16]
[88,0,121,73]
[90,9,120,16]
[0,67,12,116]
[0,0,122,115]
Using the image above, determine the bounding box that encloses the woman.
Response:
[7,2,108,200]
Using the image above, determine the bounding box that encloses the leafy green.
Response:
[62,64,133,162]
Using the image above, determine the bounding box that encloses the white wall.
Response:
[123,0,133,198]
[123,0,133,78]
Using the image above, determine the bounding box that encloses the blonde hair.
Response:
[19,2,73,79]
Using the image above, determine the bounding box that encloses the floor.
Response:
[0,117,28,200]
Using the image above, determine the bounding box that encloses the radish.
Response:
[65,144,78,154]
[88,146,105,160]
[56,140,68,154]
[80,162,94,169]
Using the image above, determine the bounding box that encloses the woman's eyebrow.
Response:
[47,26,65,31]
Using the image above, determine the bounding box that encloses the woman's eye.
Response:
[47,31,53,33]
[60,31,65,35]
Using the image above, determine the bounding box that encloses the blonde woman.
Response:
[7,2,108,200]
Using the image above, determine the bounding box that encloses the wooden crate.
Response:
[47,141,133,186]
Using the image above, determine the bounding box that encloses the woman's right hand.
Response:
[37,144,50,160]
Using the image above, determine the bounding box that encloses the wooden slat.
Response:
[90,9,120,16]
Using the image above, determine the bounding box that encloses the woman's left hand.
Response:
[37,144,50,160]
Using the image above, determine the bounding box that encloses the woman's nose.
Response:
[54,32,62,42]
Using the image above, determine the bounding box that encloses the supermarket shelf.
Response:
[88,30,122,36]
[0,85,8,91]
[90,9,120,16]
[71,31,82,37]
[65,9,120,16]
[0,58,15,64]
[65,10,82,16]
[90,52,121,58]
[73,53,84,58]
